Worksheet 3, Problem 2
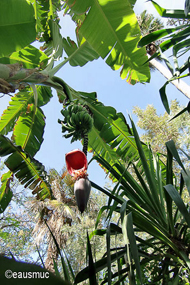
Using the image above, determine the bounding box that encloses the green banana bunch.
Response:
[58,101,93,143]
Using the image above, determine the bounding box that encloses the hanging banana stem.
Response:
[82,132,88,157]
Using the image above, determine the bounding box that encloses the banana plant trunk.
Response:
[0,63,63,94]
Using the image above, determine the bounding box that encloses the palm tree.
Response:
[138,10,190,100]
[32,169,78,272]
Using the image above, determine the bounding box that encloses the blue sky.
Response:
[0,0,189,187]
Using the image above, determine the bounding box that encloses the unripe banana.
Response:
[70,113,78,126]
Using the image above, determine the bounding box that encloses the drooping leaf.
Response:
[160,82,170,114]
[66,0,150,84]
[0,87,52,136]
[45,20,63,59]
[0,135,52,200]
[0,0,36,57]
[62,37,99,67]
[150,1,189,19]
[12,105,45,157]
[0,45,48,69]
[0,171,13,213]
[166,140,186,173]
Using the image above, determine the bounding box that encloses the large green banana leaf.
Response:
[65,0,150,84]
[12,105,45,157]
[0,45,48,69]
[0,86,53,204]
[0,135,52,200]
[62,37,99,67]
[0,0,36,57]
[0,87,52,137]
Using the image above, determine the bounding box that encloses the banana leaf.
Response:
[0,45,48,69]
[0,0,36,57]
[62,37,99,67]
[65,0,150,84]
[0,87,52,136]
[0,171,13,213]
[12,105,45,157]
[0,135,52,200]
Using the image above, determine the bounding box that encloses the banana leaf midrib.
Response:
[0,135,52,199]
[7,149,49,195]
[93,0,129,61]
[0,92,34,134]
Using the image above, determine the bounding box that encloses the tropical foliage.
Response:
[138,0,190,113]
[0,0,190,284]
[0,0,150,204]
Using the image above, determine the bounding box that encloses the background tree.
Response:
[133,100,190,157]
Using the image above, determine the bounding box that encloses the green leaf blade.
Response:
[0,92,32,136]
[0,135,52,200]
[0,45,48,69]
[0,171,13,213]
[62,37,99,67]
[0,0,36,57]
[12,105,45,157]
[68,0,150,84]
[164,184,190,227]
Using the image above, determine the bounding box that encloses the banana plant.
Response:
[74,120,190,284]
[0,0,150,210]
